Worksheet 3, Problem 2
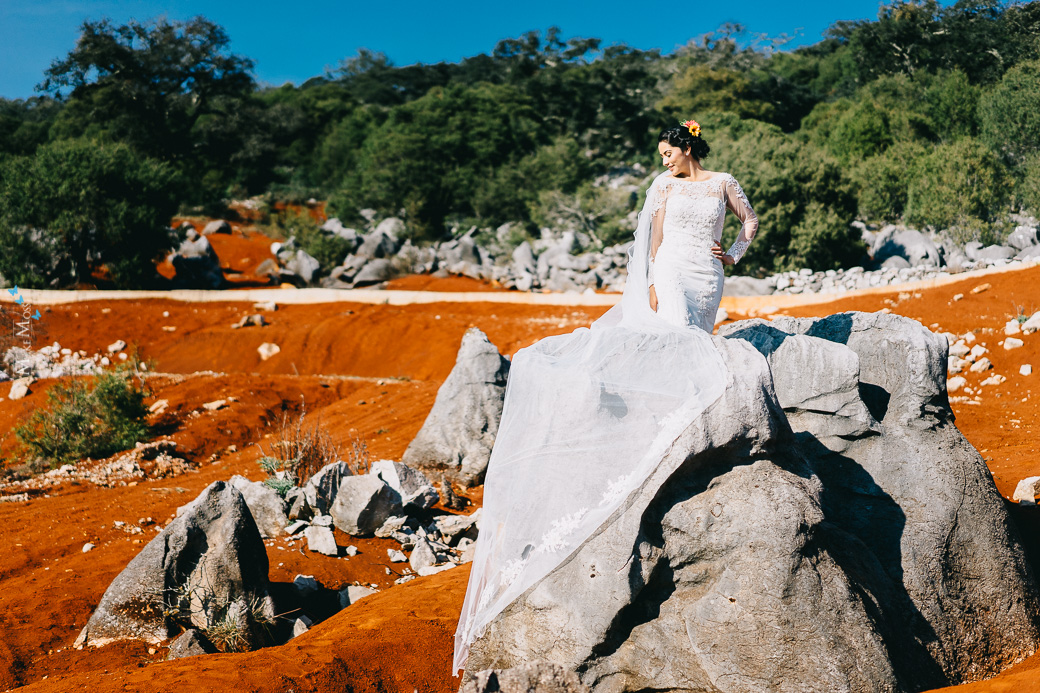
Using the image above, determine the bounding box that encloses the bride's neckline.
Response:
[665,172,725,183]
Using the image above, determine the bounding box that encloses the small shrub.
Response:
[14,365,149,467]
[905,138,1010,230]
[255,407,370,491]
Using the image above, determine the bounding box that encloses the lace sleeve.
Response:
[723,175,758,264]
[648,182,667,287]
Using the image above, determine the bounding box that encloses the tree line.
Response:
[1,0,1039,287]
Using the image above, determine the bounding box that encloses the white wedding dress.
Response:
[453,170,759,674]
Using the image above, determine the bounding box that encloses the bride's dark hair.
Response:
[659,126,710,160]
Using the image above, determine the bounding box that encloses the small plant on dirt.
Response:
[14,364,150,467]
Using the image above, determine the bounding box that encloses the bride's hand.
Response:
[649,285,658,312]
[712,241,735,266]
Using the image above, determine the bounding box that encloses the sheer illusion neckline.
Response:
[665,172,726,183]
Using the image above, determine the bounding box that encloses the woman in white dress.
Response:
[453,119,760,674]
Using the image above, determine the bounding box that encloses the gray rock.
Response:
[357,229,399,259]
[293,574,320,596]
[461,662,590,693]
[511,242,536,275]
[975,244,1016,261]
[338,585,378,609]
[964,240,985,261]
[1016,245,1040,261]
[166,629,216,660]
[351,258,393,286]
[433,509,481,543]
[329,475,403,536]
[409,535,439,572]
[403,328,510,487]
[1008,225,1038,250]
[466,313,1040,691]
[370,460,440,510]
[303,462,353,515]
[283,249,321,284]
[229,475,289,538]
[374,217,406,239]
[872,227,941,267]
[292,617,310,637]
[202,220,232,235]
[287,488,313,521]
[881,255,912,269]
[304,525,338,556]
[168,231,224,289]
[75,481,274,649]
[254,258,279,281]
[321,218,360,245]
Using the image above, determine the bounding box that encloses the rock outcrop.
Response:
[76,481,274,649]
[465,312,1040,692]
[403,328,510,486]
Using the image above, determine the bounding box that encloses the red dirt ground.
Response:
[2,266,1040,692]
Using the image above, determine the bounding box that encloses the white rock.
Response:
[417,564,456,577]
[258,343,280,361]
[7,378,32,400]
[387,548,408,563]
[292,617,310,637]
[969,344,988,360]
[1021,364,1033,376]
[202,399,227,411]
[980,374,1006,387]
[107,340,127,353]
[961,332,976,344]
[1013,476,1040,504]
[285,520,308,535]
[949,342,970,359]
[1004,338,1024,350]
[969,357,992,373]
[148,399,169,414]
[338,585,378,609]
[82,543,95,553]
[304,526,338,556]
[1005,320,1022,336]
[947,376,967,393]
[345,545,358,556]
[1022,312,1040,334]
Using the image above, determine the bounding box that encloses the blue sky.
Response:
[0,0,954,99]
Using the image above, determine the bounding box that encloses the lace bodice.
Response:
[647,172,758,285]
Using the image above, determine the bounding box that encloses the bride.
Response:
[453,119,760,674]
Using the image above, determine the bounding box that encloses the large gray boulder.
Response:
[466,313,1040,692]
[303,461,353,515]
[403,328,511,487]
[872,227,941,267]
[330,474,403,536]
[370,459,440,510]
[229,475,289,538]
[76,481,274,649]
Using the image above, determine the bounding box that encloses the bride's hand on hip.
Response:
[712,241,735,266]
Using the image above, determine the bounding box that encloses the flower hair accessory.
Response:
[681,119,701,138]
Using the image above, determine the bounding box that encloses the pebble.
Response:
[82,543,95,553]
[1022,365,1033,376]
[258,343,280,361]
[970,358,993,373]
[1004,337,1025,350]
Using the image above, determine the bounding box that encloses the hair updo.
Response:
[659,125,710,160]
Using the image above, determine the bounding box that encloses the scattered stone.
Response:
[166,629,217,660]
[409,535,439,572]
[311,514,334,527]
[203,399,227,411]
[148,399,169,414]
[304,525,338,556]
[953,293,964,301]
[8,378,32,400]
[202,220,232,235]
[980,374,1007,387]
[971,283,991,294]
[253,301,278,312]
[285,520,308,535]
[107,340,127,353]
[375,515,409,538]
[387,548,408,563]
[1005,320,1022,336]
[257,343,280,361]
[228,475,289,538]
[231,314,267,329]
[329,475,403,536]
[1021,365,1033,376]
[417,564,456,577]
[439,475,468,511]
[302,461,353,515]
[434,509,481,543]
[970,357,993,373]
[293,575,320,596]
[338,585,378,609]
[82,543,95,553]
[345,545,358,556]
[1023,312,1040,334]
[168,230,224,290]
[1013,477,1040,504]
[370,460,439,510]
[292,617,311,638]
[1005,337,1024,350]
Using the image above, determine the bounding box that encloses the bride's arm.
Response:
[718,176,759,265]
[648,185,666,311]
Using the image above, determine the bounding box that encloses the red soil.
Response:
[2,266,1040,692]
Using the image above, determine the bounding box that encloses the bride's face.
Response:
[658,141,691,173]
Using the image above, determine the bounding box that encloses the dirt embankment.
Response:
[1,266,1040,692]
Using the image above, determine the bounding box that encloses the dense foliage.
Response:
[1,1,1039,284]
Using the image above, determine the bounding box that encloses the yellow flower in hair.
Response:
[680,119,701,138]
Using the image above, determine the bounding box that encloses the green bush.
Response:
[852,140,930,222]
[0,139,179,288]
[1017,152,1040,217]
[15,365,150,468]
[979,59,1040,165]
[905,137,1010,229]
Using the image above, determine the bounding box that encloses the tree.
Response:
[39,17,258,203]
[905,137,1010,229]
[979,59,1040,165]
[0,140,179,288]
